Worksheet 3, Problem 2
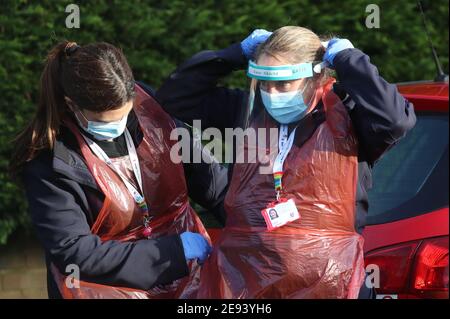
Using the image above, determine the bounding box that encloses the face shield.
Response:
[244,60,327,127]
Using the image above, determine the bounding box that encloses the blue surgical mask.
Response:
[75,111,128,141]
[260,88,309,124]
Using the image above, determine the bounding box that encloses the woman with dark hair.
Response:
[10,41,227,299]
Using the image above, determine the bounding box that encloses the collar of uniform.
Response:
[52,110,142,190]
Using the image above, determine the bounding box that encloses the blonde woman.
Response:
[157,27,416,298]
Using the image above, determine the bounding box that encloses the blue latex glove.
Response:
[240,29,272,59]
[323,38,354,67]
[180,232,212,264]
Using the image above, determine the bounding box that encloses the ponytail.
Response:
[10,41,71,177]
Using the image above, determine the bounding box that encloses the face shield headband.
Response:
[246,60,327,81]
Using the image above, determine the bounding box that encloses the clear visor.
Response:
[245,61,323,128]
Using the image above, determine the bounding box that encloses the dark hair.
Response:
[10,41,135,176]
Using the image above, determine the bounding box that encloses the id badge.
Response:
[261,198,300,231]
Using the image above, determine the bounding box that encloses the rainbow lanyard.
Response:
[273,125,297,200]
[81,129,152,235]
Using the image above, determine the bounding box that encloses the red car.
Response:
[363,81,449,299]
[206,80,449,299]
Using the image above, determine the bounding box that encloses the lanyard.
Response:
[81,129,149,215]
[273,124,297,200]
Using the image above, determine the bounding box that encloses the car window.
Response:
[367,114,449,224]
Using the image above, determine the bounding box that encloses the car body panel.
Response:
[362,207,448,253]
[397,82,448,112]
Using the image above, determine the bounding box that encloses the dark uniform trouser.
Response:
[358,273,377,299]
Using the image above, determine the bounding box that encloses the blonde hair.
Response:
[255,26,331,84]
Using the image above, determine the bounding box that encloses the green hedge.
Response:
[0,0,448,244]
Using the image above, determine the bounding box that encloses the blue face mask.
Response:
[260,88,309,124]
[75,111,129,141]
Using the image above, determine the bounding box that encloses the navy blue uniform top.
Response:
[156,43,417,234]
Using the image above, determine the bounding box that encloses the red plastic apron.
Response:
[197,78,365,299]
[52,84,209,299]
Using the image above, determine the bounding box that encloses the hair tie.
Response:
[64,42,79,57]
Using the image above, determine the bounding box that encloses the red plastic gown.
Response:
[197,78,365,299]
[51,84,210,299]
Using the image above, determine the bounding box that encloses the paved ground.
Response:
[0,231,47,299]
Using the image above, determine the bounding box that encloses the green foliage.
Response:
[0,0,448,244]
